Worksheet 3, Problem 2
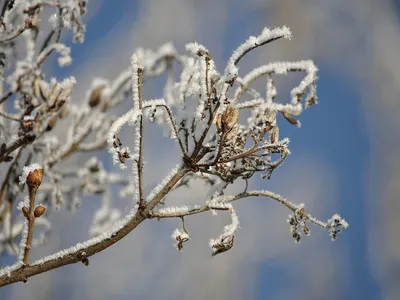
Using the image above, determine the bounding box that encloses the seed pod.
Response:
[215,113,223,134]
[33,78,41,99]
[221,105,239,132]
[270,126,279,144]
[26,169,43,189]
[225,124,239,141]
[37,79,50,101]
[48,83,62,106]
[281,110,298,126]
[34,205,46,218]
[58,84,74,101]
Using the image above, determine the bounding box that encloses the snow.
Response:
[224,26,292,82]
[145,165,182,202]
[185,42,209,56]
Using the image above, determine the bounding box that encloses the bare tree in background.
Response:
[0,0,347,287]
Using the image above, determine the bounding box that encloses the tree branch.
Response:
[149,190,329,229]
[0,166,188,287]
[22,185,38,265]
[137,67,145,209]
[0,134,36,163]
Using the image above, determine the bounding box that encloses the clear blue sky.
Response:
[1,1,391,299]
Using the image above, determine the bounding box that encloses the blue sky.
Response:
[69,3,374,298]
[3,1,400,299]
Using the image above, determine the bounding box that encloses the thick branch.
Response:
[0,166,188,287]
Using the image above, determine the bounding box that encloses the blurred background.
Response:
[2,0,400,299]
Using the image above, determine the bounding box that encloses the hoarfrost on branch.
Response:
[0,0,347,287]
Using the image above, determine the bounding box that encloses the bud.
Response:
[22,118,34,133]
[88,86,105,107]
[34,205,46,218]
[196,49,208,57]
[303,225,310,236]
[81,258,89,266]
[22,206,29,218]
[26,169,43,189]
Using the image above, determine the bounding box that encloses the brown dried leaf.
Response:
[221,105,239,132]
[225,124,239,141]
[215,113,223,134]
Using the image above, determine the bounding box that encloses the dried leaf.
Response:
[221,105,239,132]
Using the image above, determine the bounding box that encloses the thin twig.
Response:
[191,103,220,160]
[0,147,23,215]
[0,110,21,122]
[233,36,286,66]
[0,23,28,44]
[22,186,38,265]
[137,67,145,209]
[0,134,36,163]
[149,190,329,229]
[0,90,13,105]
[144,103,187,156]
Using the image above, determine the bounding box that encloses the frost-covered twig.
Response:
[0,6,347,286]
[149,189,339,227]
[19,164,43,266]
[150,189,348,247]
[131,54,145,208]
